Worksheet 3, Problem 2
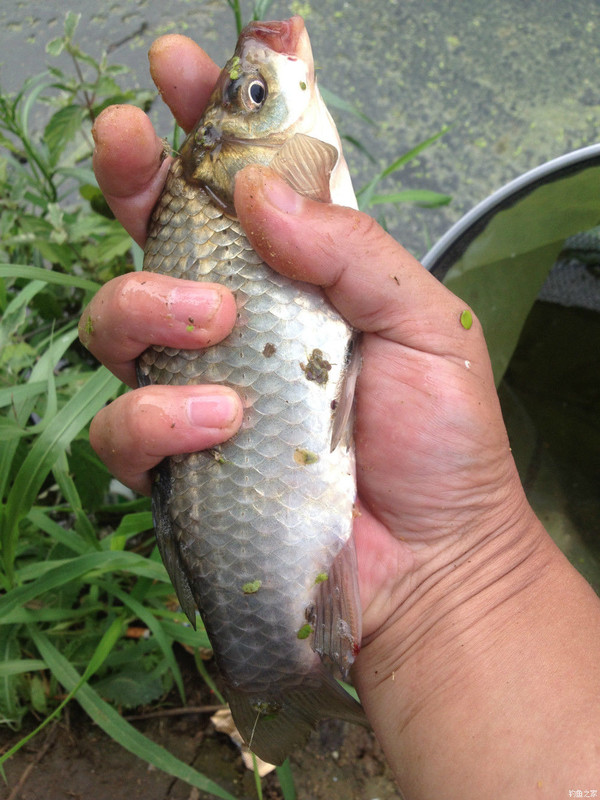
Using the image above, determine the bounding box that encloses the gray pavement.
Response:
[1,0,600,256]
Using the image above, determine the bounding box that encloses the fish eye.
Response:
[247,79,267,107]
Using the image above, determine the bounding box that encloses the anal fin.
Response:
[227,665,367,765]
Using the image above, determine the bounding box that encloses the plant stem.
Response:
[227,0,244,36]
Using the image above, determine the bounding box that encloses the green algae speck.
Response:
[294,448,319,466]
[229,55,241,80]
[460,309,473,330]
[296,623,313,640]
[242,579,262,594]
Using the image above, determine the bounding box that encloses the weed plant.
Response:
[0,5,448,799]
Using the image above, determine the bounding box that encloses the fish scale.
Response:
[137,16,365,764]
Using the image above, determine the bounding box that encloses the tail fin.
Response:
[226,667,367,765]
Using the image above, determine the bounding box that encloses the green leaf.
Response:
[68,439,113,512]
[29,674,48,714]
[104,511,154,551]
[22,628,237,800]
[82,230,133,264]
[252,0,276,21]
[0,328,78,506]
[45,38,65,57]
[96,578,186,702]
[64,11,81,42]
[52,449,100,547]
[380,126,450,180]
[357,126,450,210]
[341,134,377,164]
[93,668,164,708]
[0,660,47,678]
[0,618,124,762]
[157,619,211,650]
[26,508,89,555]
[43,105,85,165]
[276,760,297,800]
[19,74,55,144]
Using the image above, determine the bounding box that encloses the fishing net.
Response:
[539,225,600,312]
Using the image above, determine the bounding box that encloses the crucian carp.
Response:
[137,15,365,764]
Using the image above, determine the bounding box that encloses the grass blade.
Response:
[379,126,449,179]
[0,659,47,677]
[0,551,168,619]
[26,508,89,555]
[276,760,297,800]
[319,86,375,126]
[3,367,120,584]
[369,189,452,208]
[0,263,100,293]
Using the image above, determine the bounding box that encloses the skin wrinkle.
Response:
[359,506,543,691]
[398,557,548,740]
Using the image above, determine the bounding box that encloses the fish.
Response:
[137,15,366,764]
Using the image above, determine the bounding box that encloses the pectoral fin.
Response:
[271,133,338,203]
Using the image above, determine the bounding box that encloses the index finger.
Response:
[92,35,220,246]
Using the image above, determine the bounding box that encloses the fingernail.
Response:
[186,393,238,428]
[169,285,223,326]
[241,166,303,215]
[264,174,303,214]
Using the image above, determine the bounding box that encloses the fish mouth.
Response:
[239,15,310,61]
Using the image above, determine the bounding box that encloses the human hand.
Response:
[83,32,600,796]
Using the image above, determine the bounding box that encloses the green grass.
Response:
[0,6,449,799]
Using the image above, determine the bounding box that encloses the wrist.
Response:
[353,502,600,796]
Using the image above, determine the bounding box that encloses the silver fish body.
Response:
[138,17,364,763]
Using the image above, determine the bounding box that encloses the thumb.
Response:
[234,165,476,357]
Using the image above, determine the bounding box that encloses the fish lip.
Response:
[239,15,307,58]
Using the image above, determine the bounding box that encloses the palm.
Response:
[349,330,510,636]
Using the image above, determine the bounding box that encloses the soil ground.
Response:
[1,655,399,800]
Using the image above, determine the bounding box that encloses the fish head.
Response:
[180,16,355,213]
